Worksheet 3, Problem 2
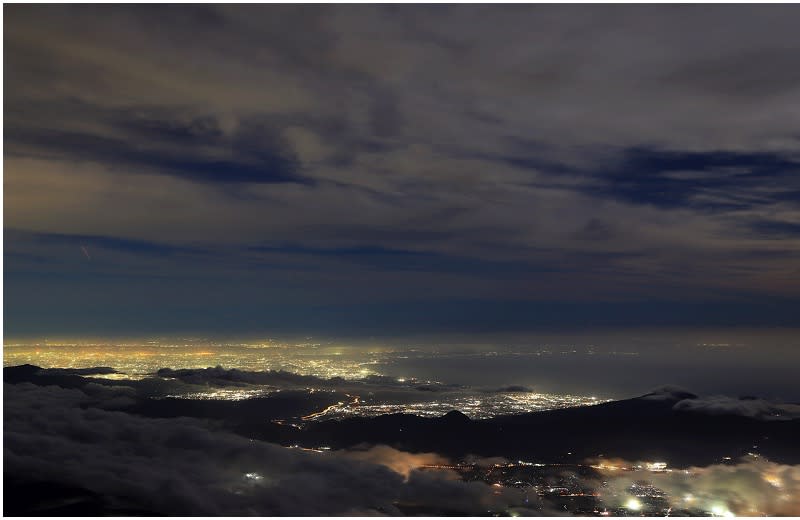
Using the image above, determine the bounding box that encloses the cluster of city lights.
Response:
[301,392,609,421]
[4,341,612,418]
[2,340,383,379]
[416,459,751,517]
[164,388,276,401]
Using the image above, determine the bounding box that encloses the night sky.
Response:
[5,5,800,337]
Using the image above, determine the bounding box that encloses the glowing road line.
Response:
[301,394,360,421]
[302,401,345,421]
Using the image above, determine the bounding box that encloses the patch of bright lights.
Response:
[625,498,641,511]
[710,504,735,517]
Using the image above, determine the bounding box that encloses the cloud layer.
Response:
[5,5,800,334]
[3,382,518,515]
[673,395,800,421]
[596,456,800,516]
[5,377,799,516]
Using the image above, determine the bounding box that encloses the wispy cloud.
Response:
[5,5,800,333]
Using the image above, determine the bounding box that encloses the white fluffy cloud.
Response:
[3,382,519,515]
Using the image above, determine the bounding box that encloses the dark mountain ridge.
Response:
[281,393,799,467]
[5,364,799,468]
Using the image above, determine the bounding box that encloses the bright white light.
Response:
[244,472,263,481]
[625,498,641,511]
[710,504,734,517]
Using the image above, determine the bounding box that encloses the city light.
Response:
[4,340,611,417]
[710,504,735,517]
[624,498,641,511]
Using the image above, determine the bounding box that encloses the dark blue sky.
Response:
[5,5,800,337]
